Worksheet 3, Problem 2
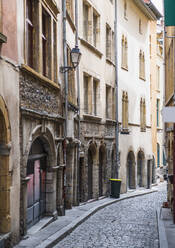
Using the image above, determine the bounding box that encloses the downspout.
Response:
[75,0,80,205]
[114,0,119,179]
[62,0,68,138]
[62,0,68,210]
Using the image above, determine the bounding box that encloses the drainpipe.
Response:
[62,0,68,210]
[114,0,119,179]
[75,0,80,205]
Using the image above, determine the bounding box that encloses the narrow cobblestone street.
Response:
[54,183,166,248]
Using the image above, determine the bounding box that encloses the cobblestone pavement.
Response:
[54,183,166,248]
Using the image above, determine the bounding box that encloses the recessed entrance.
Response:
[127,151,136,189]
[137,151,145,187]
[99,145,106,197]
[26,138,47,229]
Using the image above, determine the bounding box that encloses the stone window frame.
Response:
[24,0,59,84]
[139,50,145,80]
[140,98,146,132]
[83,73,100,116]
[82,0,100,49]
[122,91,129,132]
[106,24,113,61]
[67,45,76,106]
[121,35,128,70]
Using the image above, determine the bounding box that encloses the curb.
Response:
[35,189,157,248]
[156,208,168,248]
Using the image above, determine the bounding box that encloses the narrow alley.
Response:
[54,183,166,248]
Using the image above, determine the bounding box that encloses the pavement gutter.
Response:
[34,189,157,248]
[156,208,168,248]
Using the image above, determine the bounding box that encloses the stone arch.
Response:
[22,126,56,232]
[99,142,107,197]
[0,96,11,233]
[26,135,56,229]
[87,140,97,200]
[137,150,145,187]
[127,151,136,189]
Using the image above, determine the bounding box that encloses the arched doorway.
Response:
[137,151,145,187]
[26,138,47,229]
[99,145,106,197]
[88,148,93,200]
[127,151,136,189]
[0,97,11,233]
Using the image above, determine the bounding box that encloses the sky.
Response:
[151,0,163,15]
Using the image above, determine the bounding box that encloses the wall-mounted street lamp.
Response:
[60,45,82,73]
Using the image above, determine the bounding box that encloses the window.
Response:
[139,50,145,80]
[112,32,115,62]
[83,2,100,47]
[106,25,111,60]
[121,35,128,70]
[124,0,127,20]
[122,91,128,130]
[67,46,76,105]
[157,143,160,167]
[25,0,59,83]
[93,79,99,116]
[84,74,90,114]
[156,65,160,90]
[26,0,34,67]
[139,19,142,34]
[106,86,111,119]
[42,9,51,78]
[93,12,98,47]
[66,0,74,20]
[83,3,89,41]
[156,99,160,127]
[140,98,146,131]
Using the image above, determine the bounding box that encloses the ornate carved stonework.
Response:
[20,73,62,116]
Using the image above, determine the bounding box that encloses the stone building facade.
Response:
[0,0,20,246]
[117,0,162,193]
[17,0,65,236]
[78,0,116,201]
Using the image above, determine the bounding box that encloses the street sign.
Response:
[164,0,175,26]
[162,107,175,122]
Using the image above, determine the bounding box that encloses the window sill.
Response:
[106,118,116,124]
[0,32,7,43]
[106,58,115,67]
[66,10,76,32]
[20,64,60,90]
[139,76,146,81]
[80,38,103,58]
[120,128,130,134]
[121,65,128,71]
[83,114,102,122]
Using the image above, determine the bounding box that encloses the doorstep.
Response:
[0,233,10,248]
[26,216,54,236]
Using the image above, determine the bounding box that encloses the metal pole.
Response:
[114,0,119,179]
[62,0,68,138]
[62,0,68,210]
[75,0,80,205]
